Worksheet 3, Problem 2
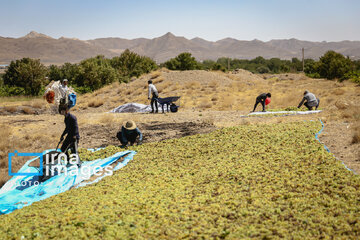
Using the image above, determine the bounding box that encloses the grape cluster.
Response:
[0,121,359,239]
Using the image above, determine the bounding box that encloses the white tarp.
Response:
[248,110,322,116]
[110,103,152,113]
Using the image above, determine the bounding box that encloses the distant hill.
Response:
[1,31,360,65]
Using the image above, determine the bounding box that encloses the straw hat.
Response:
[123,120,137,130]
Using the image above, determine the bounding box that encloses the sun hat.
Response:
[63,79,68,82]
[123,120,137,130]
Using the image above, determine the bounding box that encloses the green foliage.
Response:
[110,49,158,78]
[48,63,80,83]
[256,66,270,74]
[164,52,201,70]
[0,73,4,86]
[46,50,158,94]
[76,55,120,91]
[213,57,295,74]
[3,58,48,95]
[0,85,26,96]
[316,51,352,80]
[202,60,226,72]
[346,71,360,84]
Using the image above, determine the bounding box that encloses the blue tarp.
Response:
[0,150,136,215]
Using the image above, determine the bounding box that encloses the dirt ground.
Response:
[319,121,360,174]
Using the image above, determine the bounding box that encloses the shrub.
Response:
[352,124,360,144]
[22,107,35,114]
[111,49,158,78]
[4,106,17,113]
[88,99,104,108]
[3,58,48,95]
[256,66,270,74]
[164,53,201,71]
[317,51,352,80]
[76,56,120,91]
[0,86,25,96]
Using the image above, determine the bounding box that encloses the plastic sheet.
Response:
[0,150,136,215]
[248,110,322,116]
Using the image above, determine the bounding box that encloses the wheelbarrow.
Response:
[156,96,181,113]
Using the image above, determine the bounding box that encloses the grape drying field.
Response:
[1,121,359,239]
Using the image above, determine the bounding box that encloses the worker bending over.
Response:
[297,90,320,110]
[117,121,143,147]
[252,93,271,112]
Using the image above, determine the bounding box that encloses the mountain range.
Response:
[1,31,360,65]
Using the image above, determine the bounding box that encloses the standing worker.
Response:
[297,90,320,110]
[59,79,69,98]
[116,121,143,147]
[148,80,159,113]
[59,104,81,166]
[252,93,271,112]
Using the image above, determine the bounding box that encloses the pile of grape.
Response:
[1,121,359,239]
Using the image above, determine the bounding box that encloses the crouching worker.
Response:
[252,93,271,112]
[297,90,320,110]
[59,104,81,167]
[117,120,143,148]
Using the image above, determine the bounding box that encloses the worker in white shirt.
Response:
[59,79,69,98]
[148,80,159,113]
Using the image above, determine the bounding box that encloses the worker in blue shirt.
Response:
[59,104,80,165]
[117,120,143,147]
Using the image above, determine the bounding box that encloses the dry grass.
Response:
[0,125,12,169]
[99,113,117,125]
[220,95,236,110]
[31,100,44,109]
[4,106,17,113]
[0,124,54,186]
[332,88,346,95]
[153,76,164,84]
[352,126,360,144]
[151,71,161,79]
[185,81,201,89]
[208,80,219,89]
[22,107,35,115]
[211,95,219,102]
[198,99,212,109]
[341,106,359,119]
[88,99,104,108]
[157,81,172,94]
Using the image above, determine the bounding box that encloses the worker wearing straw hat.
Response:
[116,120,143,147]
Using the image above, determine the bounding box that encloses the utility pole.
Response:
[227,58,230,71]
[302,48,305,72]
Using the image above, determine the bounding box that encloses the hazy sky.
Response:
[1,0,359,42]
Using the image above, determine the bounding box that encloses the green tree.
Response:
[111,49,157,78]
[165,53,201,71]
[48,63,80,83]
[48,65,62,81]
[76,55,119,91]
[317,51,352,80]
[267,58,283,73]
[256,66,270,74]
[291,58,303,72]
[201,60,216,70]
[3,58,47,95]
[164,58,180,70]
[253,56,266,65]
